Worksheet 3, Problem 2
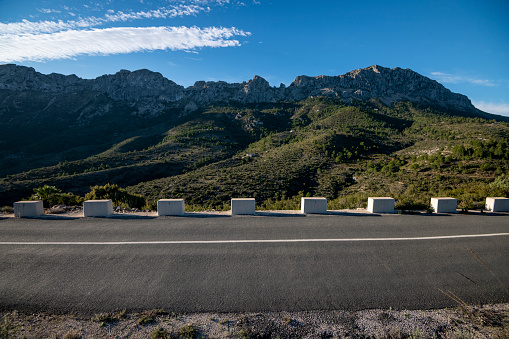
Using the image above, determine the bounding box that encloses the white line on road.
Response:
[1,233,508,245]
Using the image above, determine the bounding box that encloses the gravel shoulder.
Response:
[2,304,508,338]
[0,207,397,219]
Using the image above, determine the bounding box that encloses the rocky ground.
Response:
[1,304,508,338]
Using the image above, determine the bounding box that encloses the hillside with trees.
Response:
[1,97,508,211]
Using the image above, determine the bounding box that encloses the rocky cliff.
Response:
[0,64,478,115]
[285,65,475,111]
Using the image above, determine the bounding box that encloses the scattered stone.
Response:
[47,206,67,214]
[1,304,507,339]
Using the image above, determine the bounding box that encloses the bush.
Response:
[85,183,146,209]
[59,192,85,206]
[328,192,370,210]
[1,206,14,214]
[178,324,198,339]
[30,185,62,208]
[490,174,509,193]
[151,327,169,339]
[29,185,84,208]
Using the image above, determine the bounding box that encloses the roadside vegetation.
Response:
[1,98,508,211]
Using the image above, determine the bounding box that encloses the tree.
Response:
[31,185,62,207]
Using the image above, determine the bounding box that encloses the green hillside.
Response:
[1,98,508,210]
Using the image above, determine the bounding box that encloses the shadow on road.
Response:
[405,213,453,217]
[106,215,158,220]
[463,211,509,217]
[325,211,382,217]
[40,215,81,220]
[162,213,231,219]
[10,215,81,221]
[254,212,306,217]
[406,212,508,217]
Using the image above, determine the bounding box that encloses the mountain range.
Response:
[0,64,483,115]
[0,64,507,208]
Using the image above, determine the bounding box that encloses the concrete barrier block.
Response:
[301,197,327,214]
[231,198,255,215]
[486,197,509,212]
[157,199,185,216]
[367,197,395,213]
[431,197,457,213]
[13,201,43,218]
[83,199,113,217]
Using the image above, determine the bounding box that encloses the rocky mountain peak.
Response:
[0,64,479,114]
[0,64,82,92]
[91,69,185,101]
[243,75,270,92]
[285,65,475,111]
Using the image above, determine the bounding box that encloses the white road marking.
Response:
[1,233,508,245]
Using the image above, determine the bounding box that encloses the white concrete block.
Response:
[486,197,509,212]
[301,197,327,214]
[14,201,43,218]
[231,198,255,215]
[83,199,113,217]
[157,199,185,216]
[431,197,457,213]
[367,197,395,213]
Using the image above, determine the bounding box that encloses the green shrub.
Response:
[0,311,19,339]
[490,174,509,193]
[328,192,369,210]
[85,183,146,209]
[59,192,85,206]
[30,185,62,208]
[28,185,84,208]
[92,310,125,323]
[178,323,198,339]
[0,206,14,214]
[151,326,169,339]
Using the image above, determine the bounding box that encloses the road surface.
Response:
[0,212,508,315]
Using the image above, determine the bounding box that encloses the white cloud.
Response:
[430,72,496,87]
[103,5,205,22]
[473,101,509,117]
[38,8,62,14]
[0,1,252,63]
[0,26,249,63]
[0,5,205,36]
[187,0,231,4]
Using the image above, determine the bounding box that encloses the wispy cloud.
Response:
[0,26,249,63]
[0,1,252,63]
[38,8,62,14]
[430,72,496,87]
[473,101,509,117]
[0,5,205,36]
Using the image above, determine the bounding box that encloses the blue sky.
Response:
[1,0,508,116]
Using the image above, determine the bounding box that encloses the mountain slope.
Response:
[0,65,508,207]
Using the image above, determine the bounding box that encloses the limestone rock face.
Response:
[235,75,283,103]
[90,69,185,102]
[0,64,478,115]
[285,65,474,111]
[0,64,83,92]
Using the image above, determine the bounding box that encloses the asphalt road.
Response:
[0,212,508,315]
